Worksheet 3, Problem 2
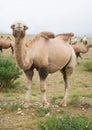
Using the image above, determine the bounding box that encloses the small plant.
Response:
[33,106,51,117]
[51,96,63,104]
[0,56,22,89]
[0,99,24,111]
[38,114,92,130]
[68,96,79,105]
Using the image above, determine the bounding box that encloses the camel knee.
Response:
[40,85,46,92]
[41,88,46,92]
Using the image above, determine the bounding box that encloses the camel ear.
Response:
[24,25,28,30]
[11,24,15,29]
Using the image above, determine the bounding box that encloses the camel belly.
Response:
[47,44,72,73]
[47,54,71,73]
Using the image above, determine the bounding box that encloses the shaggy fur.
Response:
[39,31,55,40]
[56,33,74,41]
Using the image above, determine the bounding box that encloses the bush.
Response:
[38,114,92,130]
[0,57,22,89]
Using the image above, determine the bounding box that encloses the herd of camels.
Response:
[0,22,92,107]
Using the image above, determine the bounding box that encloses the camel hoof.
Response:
[58,100,67,107]
[58,103,67,107]
[24,102,30,108]
[61,103,67,107]
[43,102,50,108]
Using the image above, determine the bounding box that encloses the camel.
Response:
[81,35,88,45]
[72,43,92,60]
[11,22,76,107]
[0,35,4,38]
[0,36,14,54]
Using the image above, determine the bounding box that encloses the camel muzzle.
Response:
[13,29,25,38]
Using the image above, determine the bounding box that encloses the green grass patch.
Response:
[38,114,92,130]
[80,61,92,72]
[33,106,51,117]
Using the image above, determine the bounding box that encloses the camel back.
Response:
[26,31,55,47]
[26,32,74,47]
[56,33,74,41]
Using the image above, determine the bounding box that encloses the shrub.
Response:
[0,57,22,89]
[38,114,92,130]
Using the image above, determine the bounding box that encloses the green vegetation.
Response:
[38,114,92,130]
[80,61,92,72]
[0,56,22,89]
[0,99,24,111]
[33,105,51,117]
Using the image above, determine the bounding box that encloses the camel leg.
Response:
[38,67,49,106]
[0,46,2,53]
[24,70,34,102]
[10,44,14,55]
[61,67,72,107]
[79,53,82,59]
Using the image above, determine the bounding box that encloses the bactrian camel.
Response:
[0,36,14,54]
[72,43,92,60]
[81,35,88,45]
[11,22,76,107]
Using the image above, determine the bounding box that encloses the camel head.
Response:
[11,22,28,38]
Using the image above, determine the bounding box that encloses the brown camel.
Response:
[11,22,76,107]
[0,35,4,38]
[72,43,92,60]
[0,36,14,54]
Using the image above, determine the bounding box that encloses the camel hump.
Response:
[7,36,12,40]
[40,31,55,40]
[56,32,74,41]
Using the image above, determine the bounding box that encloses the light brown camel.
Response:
[0,36,14,54]
[72,43,92,60]
[11,22,76,107]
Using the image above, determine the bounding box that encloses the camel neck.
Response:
[14,37,27,70]
[86,44,91,50]
[83,44,91,53]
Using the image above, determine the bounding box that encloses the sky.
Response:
[0,0,92,36]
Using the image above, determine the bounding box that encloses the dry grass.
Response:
[0,34,92,130]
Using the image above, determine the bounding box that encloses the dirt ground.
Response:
[0,101,92,130]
